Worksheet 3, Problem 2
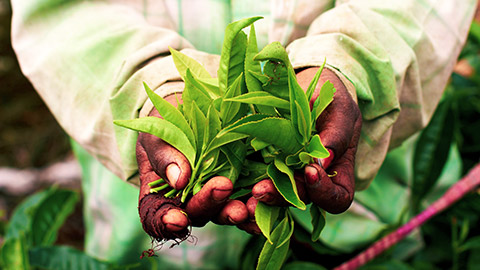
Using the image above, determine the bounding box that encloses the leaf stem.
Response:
[149,184,169,193]
[148,178,166,187]
[164,189,178,198]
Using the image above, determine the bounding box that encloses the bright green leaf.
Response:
[254,42,291,69]
[306,59,326,101]
[220,73,245,126]
[169,47,212,80]
[114,117,196,165]
[144,82,196,149]
[288,67,311,145]
[183,69,213,115]
[206,132,248,156]
[256,217,291,270]
[312,81,335,124]
[310,205,326,242]
[218,17,262,92]
[255,202,281,244]
[225,92,290,110]
[221,115,302,154]
[267,163,306,210]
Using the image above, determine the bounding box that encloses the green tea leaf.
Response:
[294,100,309,144]
[255,202,281,244]
[218,17,262,92]
[183,69,213,115]
[169,47,212,80]
[0,233,29,270]
[189,102,206,157]
[277,211,295,248]
[220,73,244,126]
[305,59,326,101]
[144,82,196,148]
[230,188,252,200]
[249,70,270,85]
[273,157,306,210]
[206,132,249,156]
[254,42,291,69]
[245,24,263,93]
[221,115,302,154]
[312,80,335,123]
[198,149,220,177]
[310,205,326,242]
[306,134,329,157]
[225,92,290,110]
[298,134,330,163]
[267,163,306,210]
[114,117,196,165]
[288,68,311,145]
[204,104,222,146]
[251,138,271,151]
[197,77,221,98]
[221,141,248,184]
[235,160,268,188]
[256,216,291,270]
[256,50,289,100]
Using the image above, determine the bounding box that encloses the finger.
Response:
[251,179,288,206]
[138,193,190,241]
[315,84,360,166]
[184,176,233,226]
[297,67,360,167]
[236,197,263,235]
[136,141,163,200]
[304,155,355,214]
[214,200,249,225]
[246,196,258,220]
[237,221,262,235]
[252,176,309,206]
[139,132,191,190]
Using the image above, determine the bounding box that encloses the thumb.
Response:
[138,132,191,190]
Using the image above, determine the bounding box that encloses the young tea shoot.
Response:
[114,16,335,270]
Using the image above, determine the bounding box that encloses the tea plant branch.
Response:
[334,163,480,270]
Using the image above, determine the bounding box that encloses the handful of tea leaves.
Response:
[114,16,336,270]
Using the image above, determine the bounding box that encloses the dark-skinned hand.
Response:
[236,67,362,234]
[136,67,362,239]
[136,95,248,241]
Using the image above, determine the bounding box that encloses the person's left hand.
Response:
[224,67,362,234]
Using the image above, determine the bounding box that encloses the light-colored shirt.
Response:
[10,0,476,188]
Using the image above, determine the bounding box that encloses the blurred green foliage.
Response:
[0,0,70,168]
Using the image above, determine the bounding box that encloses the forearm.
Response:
[287,0,477,188]
[11,1,193,180]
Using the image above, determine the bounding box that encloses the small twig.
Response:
[148,178,166,187]
[149,184,169,193]
[334,163,480,270]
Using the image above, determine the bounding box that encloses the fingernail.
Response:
[227,216,238,225]
[318,149,334,169]
[212,188,231,202]
[253,192,273,203]
[162,209,188,232]
[166,163,180,189]
[305,165,319,186]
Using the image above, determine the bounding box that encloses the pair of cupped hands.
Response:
[136,67,362,240]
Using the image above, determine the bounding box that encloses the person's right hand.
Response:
[136,95,249,242]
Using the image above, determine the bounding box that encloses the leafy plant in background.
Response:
[115,17,335,270]
[0,187,111,270]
